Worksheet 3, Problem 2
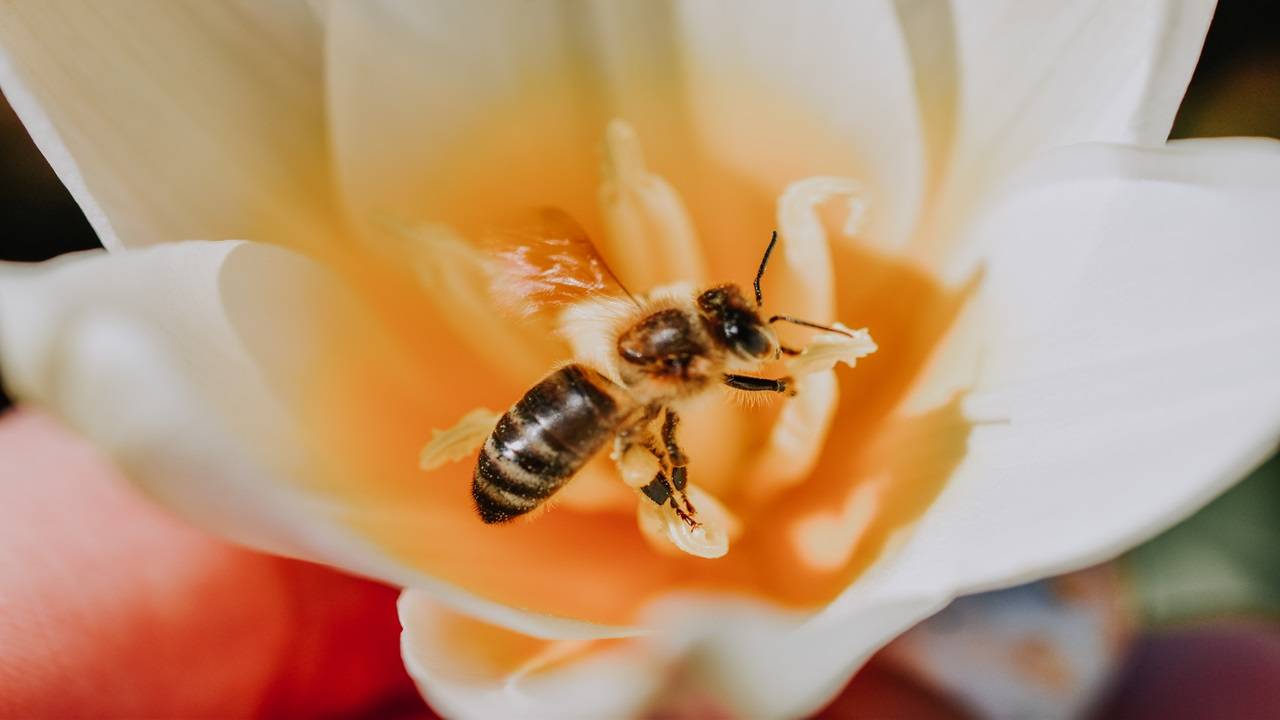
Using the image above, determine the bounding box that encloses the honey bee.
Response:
[468,210,858,530]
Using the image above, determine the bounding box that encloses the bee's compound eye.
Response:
[738,325,772,358]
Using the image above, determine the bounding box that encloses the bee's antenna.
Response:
[769,314,856,338]
[753,230,779,307]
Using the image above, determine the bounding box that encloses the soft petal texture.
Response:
[928,139,1280,590]
[399,587,950,719]
[670,0,924,251]
[0,409,418,718]
[401,592,969,720]
[898,0,1217,271]
[324,0,924,270]
[0,0,336,252]
[400,592,659,720]
[0,241,636,640]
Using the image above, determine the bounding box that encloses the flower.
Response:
[2,1,1279,718]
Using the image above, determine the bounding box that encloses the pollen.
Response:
[419,408,499,471]
[785,324,878,379]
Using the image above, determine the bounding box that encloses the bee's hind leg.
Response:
[661,409,687,489]
[660,409,700,519]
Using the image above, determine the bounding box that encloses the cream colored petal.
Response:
[899,0,1217,274]
[635,590,951,719]
[324,0,602,244]
[324,1,925,272]
[903,139,1280,594]
[399,592,662,720]
[0,242,639,641]
[0,1,336,252]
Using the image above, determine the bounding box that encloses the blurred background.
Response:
[1,2,1277,718]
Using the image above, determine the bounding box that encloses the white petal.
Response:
[910,138,1280,595]
[637,590,951,719]
[0,1,336,251]
[399,592,661,720]
[324,1,604,242]
[0,242,639,641]
[899,0,1216,272]
[324,1,925,263]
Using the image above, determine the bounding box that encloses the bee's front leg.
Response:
[722,373,797,396]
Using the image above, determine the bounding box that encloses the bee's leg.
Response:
[661,409,698,517]
[639,471,671,505]
[616,404,662,450]
[722,373,797,396]
[661,409,687,471]
[638,469,698,527]
[621,407,698,528]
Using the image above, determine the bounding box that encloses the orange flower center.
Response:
[294,91,975,626]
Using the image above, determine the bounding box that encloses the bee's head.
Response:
[697,284,777,360]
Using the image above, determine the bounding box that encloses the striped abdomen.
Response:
[474,364,628,523]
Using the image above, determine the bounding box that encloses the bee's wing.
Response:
[484,208,637,319]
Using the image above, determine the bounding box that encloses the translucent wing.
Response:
[484,208,636,319]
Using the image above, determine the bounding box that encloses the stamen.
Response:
[419,408,501,470]
[635,483,738,560]
[785,323,878,378]
[743,371,839,502]
[773,177,869,321]
[599,120,707,289]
